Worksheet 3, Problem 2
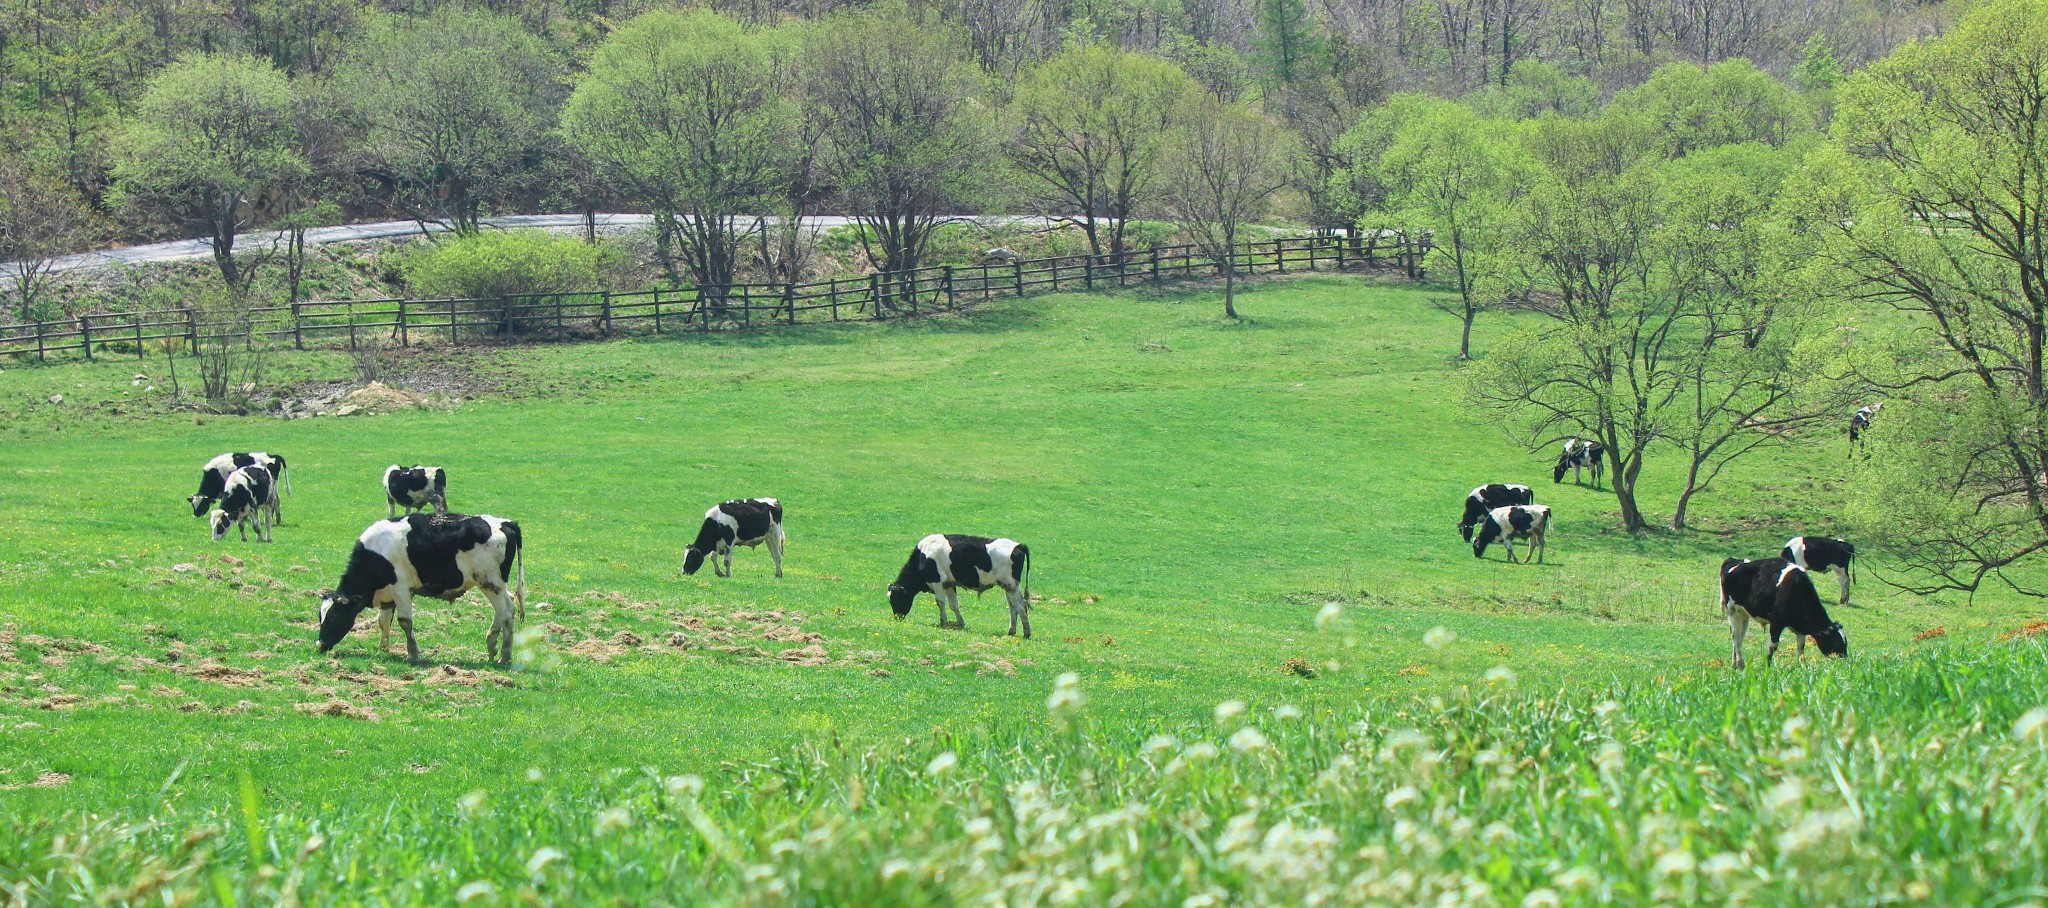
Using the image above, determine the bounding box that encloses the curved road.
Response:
[33,214,1039,274]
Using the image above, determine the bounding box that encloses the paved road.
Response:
[31,214,1032,274]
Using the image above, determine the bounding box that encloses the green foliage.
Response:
[398,230,620,300]
[1797,32,1844,91]
[1614,60,1806,157]
[1466,61,1600,120]
[1250,0,1322,87]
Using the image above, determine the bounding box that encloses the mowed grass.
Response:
[2,276,2045,903]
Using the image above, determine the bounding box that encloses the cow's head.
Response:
[189,494,214,517]
[1472,516,1503,559]
[1812,621,1848,658]
[316,590,370,653]
[682,547,708,575]
[1551,454,1572,483]
[208,509,233,541]
[1459,522,1477,543]
[887,583,917,617]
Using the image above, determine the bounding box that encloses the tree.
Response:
[565,10,790,295]
[1613,60,1806,158]
[1361,95,1526,359]
[336,9,563,234]
[802,3,993,298]
[1252,0,1322,87]
[1161,99,1293,319]
[1010,46,1199,263]
[1807,0,2048,595]
[112,53,305,294]
[0,154,97,320]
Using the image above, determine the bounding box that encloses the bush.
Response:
[400,230,620,300]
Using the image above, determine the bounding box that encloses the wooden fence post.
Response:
[186,308,199,353]
[292,302,304,350]
[554,295,565,339]
[784,282,797,325]
[347,301,357,351]
[868,274,882,319]
[653,291,664,334]
[829,279,840,322]
[449,299,459,345]
[1150,248,1161,287]
[943,266,955,309]
[1083,255,1094,291]
[602,292,613,337]
[79,314,93,360]
[399,300,410,347]
[35,320,45,362]
[133,315,143,359]
[1336,235,1347,270]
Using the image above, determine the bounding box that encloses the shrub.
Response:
[399,230,619,300]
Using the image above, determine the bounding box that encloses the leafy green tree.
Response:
[801,3,993,296]
[1251,0,1320,88]
[565,10,789,293]
[1614,60,1805,158]
[1796,32,1843,91]
[1010,46,1199,262]
[1807,0,2048,594]
[1161,99,1293,319]
[1466,60,1600,120]
[0,154,98,320]
[112,53,305,293]
[1361,95,1526,360]
[335,9,563,234]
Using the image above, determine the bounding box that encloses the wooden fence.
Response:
[0,230,1430,362]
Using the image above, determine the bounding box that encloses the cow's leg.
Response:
[377,605,396,653]
[945,587,965,629]
[1006,585,1030,638]
[389,498,398,519]
[1766,623,1785,666]
[1503,536,1518,564]
[770,527,785,578]
[393,589,420,662]
[1836,567,1851,606]
[1727,602,1749,670]
[484,585,515,666]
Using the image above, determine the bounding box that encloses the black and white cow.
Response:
[316,513,525,664]
[888,534,1033,637]
[1552,438,1605,486]
[1473,504,1551,563]
[1719,557,1847,669]
[683,498,785,577]
[1460,483,1535,542]
[208,465,275,543]
[189,452,288,524]
[1848,403,1881,451]
[384,465,449,517]
[1783,536,1856,606]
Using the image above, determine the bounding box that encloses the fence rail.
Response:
[0,230,1430,362]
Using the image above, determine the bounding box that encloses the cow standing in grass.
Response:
[1460,484,1534,542]
[888,534,1034,637]
[683,498,785,577]
[1473,504,1551,563]
[208,466,275,543]
[385,465,449,517]
[1783,536,1857,606]
[1719,557,1847,669]
[317,513,525,665]
[1552,439,1605,487]
[190,452,288,525]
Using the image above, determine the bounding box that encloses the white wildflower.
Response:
[1482,822,1515,845]
[1047,673,1086,715]
[1483,665,1517,687]
[1184,742,1220,762]
[1594,700,1620,719]
[2014,706,2048,743]
[744,864,777,883]
[925,751,959,776]
[1654,850,1696,877]
[1274,704,1303,721]
[1383,785,1421,810]
[1522,888,1562,908]
[665,774,704,798]
[1214,699,1247,726]
[1316,602,1343,631]
[880,859,913,882]
[526,846,564,876]
[770,839,799,858]
[1143,734,1180,756]
[1424,626,1456,650]
[456,790,486,817]
[1230,727,1271,753]
[1553,867,1598,890]
[1594,741,1626,773]
[1092,852,1127,875]
[455,881,497,903]
[526,767,543,783]
[1051,878,1089,904]
[1183,892,1225,908]
[593,806,633,836]
[1776,808,1861,854]
[965,817,996,838]
[1764,778,1803,815]
[1781,715,1810,741]
[1701,852,1745,880]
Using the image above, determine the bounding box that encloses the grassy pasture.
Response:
[1,276,2044,903]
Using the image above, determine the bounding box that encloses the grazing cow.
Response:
[1460,483,1535,542]
[1848,403,1881,451]
[384,465,449,517]
[1719,557,1848,669]
[1552,439,1605,486]
[189,452,289,524]
[888,534,1034,637]
[1783,536,1857,606]
[208,465,275,543]
[1473,504,1551,563]
[316,513,525,664]
[683,498,785,577]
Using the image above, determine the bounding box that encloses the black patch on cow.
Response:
[386,466,445,506]
[319,542,402,650]
[684,499,780,574]
[498,521,521,585]
[1784,536,1855,574]
[1460,484,1533,541]
[403,513,495,599]
[1721,557,1848,659]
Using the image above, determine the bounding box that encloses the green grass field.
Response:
[3,276,2045,904]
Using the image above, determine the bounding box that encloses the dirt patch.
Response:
[1913,626,1948,641]
[295,698,379,721]
[779,645,830,666]
[188,662,267,687]
[1999,618,2048,642]
[565,631,646,663]
[0,771,71,791]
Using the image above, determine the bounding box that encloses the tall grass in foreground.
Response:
[6,640,2048,906]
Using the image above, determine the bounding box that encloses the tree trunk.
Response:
[1459,299,1475,360]
[1672,456,1704,530]
[1223,253,1238,319]
[1614,453,1648,530]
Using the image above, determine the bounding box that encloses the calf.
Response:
[1849,403,1881,451]
[316,513,525,664]
[683,498,785,577]
[1473,504,1551,563]
[208,465,275,543]
[1719,557,1848,669]
[384,465,449,517]
[1460,483,1535,542]
[888,534,1033,637]
[1552,439,1605,486]
[1783,536,1856,606]
[189,452,289,524]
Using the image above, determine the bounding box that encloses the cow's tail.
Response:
[282,458,292,495]
[517,539,527,624]
[1017,543,1031,600]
